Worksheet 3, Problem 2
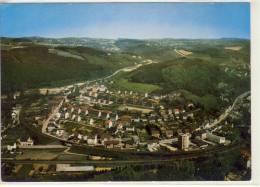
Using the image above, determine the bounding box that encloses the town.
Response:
[5,77,250,154]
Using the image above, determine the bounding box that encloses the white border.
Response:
[0,0,259,186]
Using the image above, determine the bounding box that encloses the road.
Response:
[32,60,249,163]
[41,60,157,135]
[84,60,156,84]
[2,142,241,166]
[205,91,250,130]
[42,97,65,133]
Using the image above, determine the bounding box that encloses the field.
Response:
[16,149,65,160]
[109,78,161,93]
[48,48,85,60]
[175,49,193,56]
[118,105,154,113]
[224,46,242,51]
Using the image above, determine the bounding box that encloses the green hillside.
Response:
[1,43,137,93]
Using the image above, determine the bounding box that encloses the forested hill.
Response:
[1,41,138,94]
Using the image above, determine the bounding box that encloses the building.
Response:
[104,140,120,149]
[56,164,94,172]
[56,129,65,137]
[65,112,70,119]
[7,143,17,151]
[98,111,102,118]
[202,132,225,144]
[18,137,34,146]
[179,133,190,151]
[89,118,94,125]
[77,116,81,122]
[151,129,160,138]
[165,129,174,138]
[105,120,113,128]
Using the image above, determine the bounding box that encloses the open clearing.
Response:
[111,78,160,93]
[175,49,193,56]
[16,149,64,160]
[48,48,85,60]
[224,46,242,51]
[118,105,154,113]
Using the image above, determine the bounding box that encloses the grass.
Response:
[48,48,85,60]
[109,78,161,93]
[15,164,33,178]
[57,153,88,161]
[16,149,64,160]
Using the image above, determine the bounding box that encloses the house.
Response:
[98,111,102,118]
[151,129,160,138]
[87,135,98,145]
[65,112,70,119]
[7,143,17,151]
[56,112,61,119]
[147,143,160,152]
[89,118,94,125]
[174,108,180,115]
[56,129,65,137]
[183,115,188,120]
[126,127,135,132]
[123,139,137,149]
[115,114,119,121]
[187,102,195,109]
[71,114,76,121]
[77,116,82,122]
[104,120,113,128]
[165,129,174,138]
[19,137,34,146]
[104,140,120,149]
[132,118,140,123]
[47,123,57,132]
[132,135,140,145]
[240,149,251,169]
[77,134,83,140]
[78,108,82,114]
[120,115,132,124]
[187,113,194,119]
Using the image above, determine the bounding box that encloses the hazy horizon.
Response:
[0,35,250,40]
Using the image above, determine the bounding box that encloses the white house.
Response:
[78,108,81,114]
[89,118,94,125]
[71,114,76,121]
[77,116,81,122]
[56,129,64,137]
[19,137,34,146]
[65,112,70,119]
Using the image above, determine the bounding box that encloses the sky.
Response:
[0,3,250,39]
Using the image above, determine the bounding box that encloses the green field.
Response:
[109,78,161,93]
[16,149,65,160]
